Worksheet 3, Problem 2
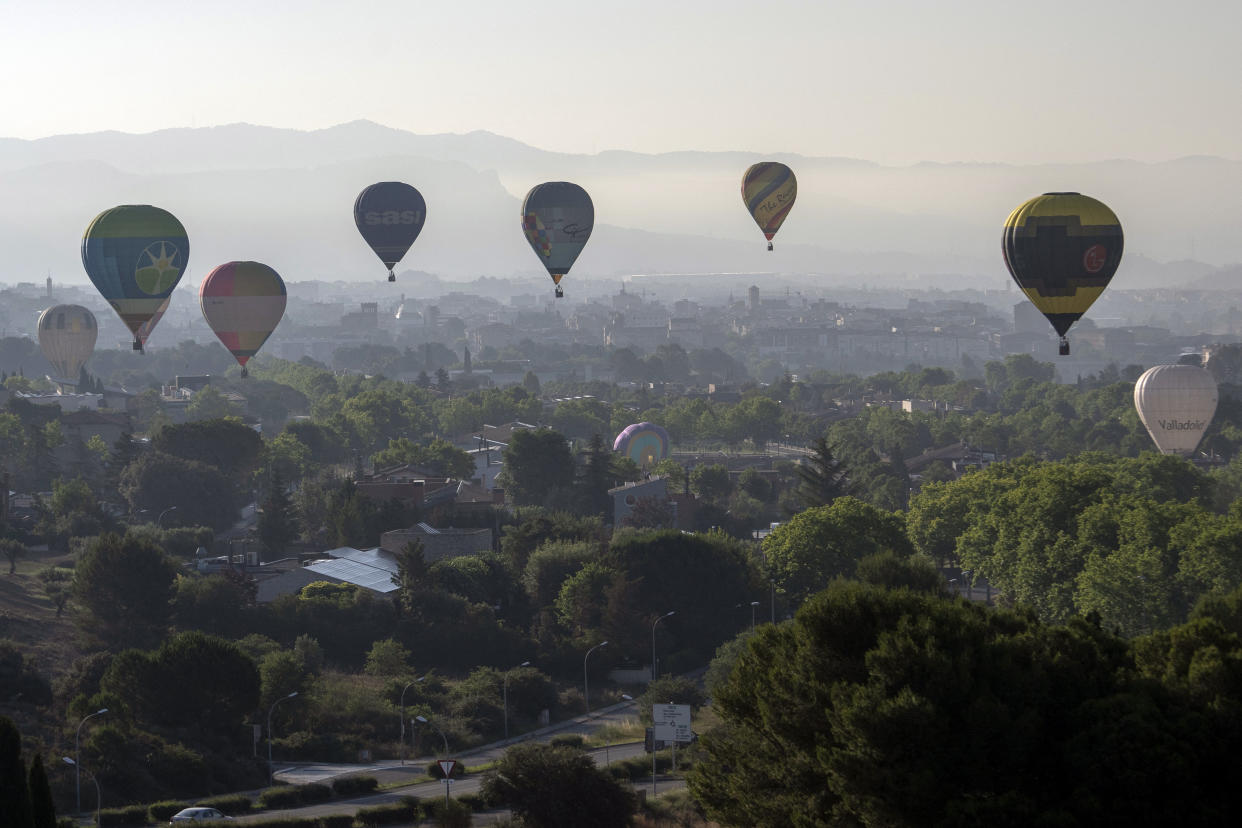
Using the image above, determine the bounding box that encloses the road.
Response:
[235,699,681,825]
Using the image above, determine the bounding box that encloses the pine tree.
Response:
[29,753,56,828]
[435,367,452,393]
[105,432,139,495]
[578,434,612,519]
[415,370,432,389]
[0,716,33,828]
[795,437,851,510]
[258,468,299,561]
[463,346,472,374]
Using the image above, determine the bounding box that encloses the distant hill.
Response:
[0,122,1237,287]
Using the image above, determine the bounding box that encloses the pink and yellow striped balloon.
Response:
[199,261,286,377]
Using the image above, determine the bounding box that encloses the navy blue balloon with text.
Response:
[354,182,427,282]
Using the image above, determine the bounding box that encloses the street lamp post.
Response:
[583,642,608,714]
[399,676,426,765]
[157,506,178,527]
[63,757,99,826]
[503,661,531,739]
[74,707,107,813]
[750,601,760,632]
[415,715,449,754]
[651,611,675,681]
[267,691,298,785]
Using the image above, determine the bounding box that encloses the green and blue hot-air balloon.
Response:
[82,205,189,351]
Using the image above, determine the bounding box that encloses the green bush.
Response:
[57,819,76,828]
[300,783,332,804]
[258,786,306,809]
[147,801,188,821]
[98,805,148,827]
[609,752,672,781]
[196,793,253,815]
[244,818,319,828]
[422,798,471,828]
[331,775,378,796]
[456,792,487,811]
[356,797,419,826]
[320,815,357,828]
[550,733,585,749]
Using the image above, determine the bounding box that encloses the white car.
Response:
[169,808,233,823]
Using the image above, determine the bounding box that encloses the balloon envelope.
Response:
[135,296,172,349]
[1134,364,1218,456]
[81,205,189,350]
[741,162,797,249]
[199,261,287,376]
[521,182,593,296]
[613,422,671,467]
[354,182,426,281]
[1002,192,1122,354]
[37,304,97,385]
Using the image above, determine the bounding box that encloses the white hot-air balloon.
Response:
[37,304,98,388]
[1133,364,1218,456]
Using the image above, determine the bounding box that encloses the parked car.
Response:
[170,808,233,823]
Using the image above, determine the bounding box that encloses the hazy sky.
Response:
[2,0,1238,163]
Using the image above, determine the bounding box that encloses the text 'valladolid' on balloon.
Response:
[1133,364,1218,457]
[81,205,189,352]
[1002,192,1123,356]
[354,182,426,283]
[741,162,797,251]
[37,304,97,388]
[521,182,593,298]
[199,261,287,378]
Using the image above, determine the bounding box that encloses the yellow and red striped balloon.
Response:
[199,261,286,377]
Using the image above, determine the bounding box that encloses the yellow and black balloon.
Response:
[742,162,797,251]
[1002,192,1123,355]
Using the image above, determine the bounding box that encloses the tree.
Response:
[1,538,25,575]
[576,434,612,518]
[762,497,912,605]
[119,451,239,531]
[795,436,850,509]
[435,367,452,393]
[689,581,1240,827]
[184,385,238,421]
[364,638,411,676]
[501,429,575,507]
[0,716,33,828]
[28,753,55,828]
[690,464,732,503]
[522,371,541,395]
[151,419,263,485]
[523,540,596,607]
[258,469,299,560]
[73,533,180,649]
[481,742,636,828]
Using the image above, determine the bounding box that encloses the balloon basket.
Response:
[767,241,774,251]
[555,285,564,298]
[388,272,396,283]
[1059,338,1070,356]
[241,367,249,379]
[132,341,143,352]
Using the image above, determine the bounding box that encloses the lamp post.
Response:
[583,642,608,714]
[63,757,99,826]
[415,715,449,754]
[749,601,760,632]
[503,661,531,739]
[399,676,426,765]
[267,691,298,785]
[74,707,107,813]
[157,506,178,527]
[651,611,674,681]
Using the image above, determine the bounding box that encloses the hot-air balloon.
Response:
[37,304,97,390]
[1002,192,1123,356]
[1134,364,1218,456]
[199,262,287,378]
[521,182,593,298]
[741,162,797,251]
[613,422,671,468]
[81,205,189,352]
[354,182,426,282]
[134,296,172,350]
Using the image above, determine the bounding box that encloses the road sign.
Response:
[653,704,693,742]
[653,723,676,742]
[437,759,457,778]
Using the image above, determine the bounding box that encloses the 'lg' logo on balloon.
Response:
[1083,245,1107,273]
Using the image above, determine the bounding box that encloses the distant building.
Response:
[254,546,398,603]
[609,477,671,527]
[380,523,492,562]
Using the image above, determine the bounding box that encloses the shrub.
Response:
[320,815,357,828]
[196,793,253,815]
[356,798,419,827]
[456,792,487,811]
[300,783,332,804]
[258,786,306,809]
[244,818,318,828]
[422,798,471,828]
[98,805,148,827]
[331,775,378,796]
[550,733,585,749]
[147,801,188,821]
